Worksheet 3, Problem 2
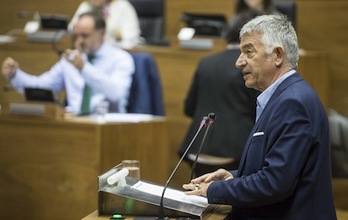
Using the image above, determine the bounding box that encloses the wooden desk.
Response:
[0,113,170,220]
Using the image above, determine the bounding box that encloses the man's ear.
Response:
[274,46,285,67]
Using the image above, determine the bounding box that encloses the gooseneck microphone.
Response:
[190,113,217,180]
[157,114,211,220]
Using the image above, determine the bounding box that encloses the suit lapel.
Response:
[237,122,260,175]
[237,73,303,176]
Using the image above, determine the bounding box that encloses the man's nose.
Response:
[235,55,246,69]
[74,36,83,45]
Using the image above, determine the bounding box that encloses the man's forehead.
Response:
[240,33,262,47]
[75,16,95,30]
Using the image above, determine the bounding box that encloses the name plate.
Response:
[0,102,64,119]
[179,38,214,50]
[9,103,45,115]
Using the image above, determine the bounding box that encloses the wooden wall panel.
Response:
[297,0,348,115]
[0,0,81,34]
[165,0,235,40]
[0,0,235,38]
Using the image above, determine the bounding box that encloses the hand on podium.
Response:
[183,169,234,196]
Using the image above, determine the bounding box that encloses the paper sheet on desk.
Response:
[131,181,209,208]
[0,35,16,43]
[90,113,157,123]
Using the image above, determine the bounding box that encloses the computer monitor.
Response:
[40,14,68,31]
[181,12,227,37]
[24,88,56,103]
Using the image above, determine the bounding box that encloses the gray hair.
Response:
[240,14,299,69]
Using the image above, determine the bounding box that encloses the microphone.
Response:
[157,114,211,220]
[190,113,216,179]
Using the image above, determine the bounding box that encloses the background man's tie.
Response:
[80,54,94,114]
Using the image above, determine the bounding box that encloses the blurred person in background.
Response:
[179,10,260,178]
[69,0,141,49]
[2,12,134,115]
[235,0,280,14]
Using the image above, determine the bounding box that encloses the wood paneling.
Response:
[82,205,232,220]
[0,0,80,34]
[0,115,169,220]
[164,0,234,40]
[297,0,348,115]
[333,178,348,210]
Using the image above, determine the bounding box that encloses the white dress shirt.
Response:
[11,43,135,115]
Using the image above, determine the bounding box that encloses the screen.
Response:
[181,12,227,37]
[40,14,68,31]
[24,88,56,103]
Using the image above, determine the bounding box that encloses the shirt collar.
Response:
[85,42,107,61]
[257,70,296,111]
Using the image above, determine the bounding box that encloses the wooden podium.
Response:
[0,104,170,220]
[81,206,232,220]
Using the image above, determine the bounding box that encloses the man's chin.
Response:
[244,81,254,89]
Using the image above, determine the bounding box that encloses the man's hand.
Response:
[2,57,18,80]
[182,169,234,196]
[183,181,212,196]
[63,49,85,70]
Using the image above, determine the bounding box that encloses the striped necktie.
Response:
[80,54,94,114]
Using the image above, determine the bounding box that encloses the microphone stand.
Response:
[157,115,209,220]
[190,113,216,180]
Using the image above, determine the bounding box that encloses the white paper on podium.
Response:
[131,181,209,208]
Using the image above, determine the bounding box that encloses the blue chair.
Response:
[127,52,165,116]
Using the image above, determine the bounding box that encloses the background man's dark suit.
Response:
[179,48,259,173]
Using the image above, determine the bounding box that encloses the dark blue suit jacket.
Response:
[207,73,337,220]
[127,53,165,116]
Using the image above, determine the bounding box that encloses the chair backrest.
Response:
[128,0,169,45]
[275,0,296,28]
[329,110,348,177]
[127,52,165,116]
